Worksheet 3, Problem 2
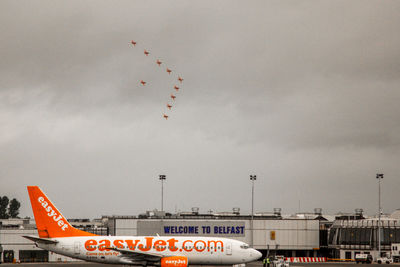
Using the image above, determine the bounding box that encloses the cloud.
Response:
[1,0,400,218]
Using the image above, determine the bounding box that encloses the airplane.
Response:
[174,86,179,91]
[23,186,261,266]
[170,94,176,100]
[166,68,172,74]
[156,60,162,66]
[131,41,137,46]
[163,114,169,120]
[144,50,150,56]
[140,80,146,86]
[178,77,183,83]
[167,104,172,110]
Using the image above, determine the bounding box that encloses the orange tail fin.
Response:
[27,186,97,238]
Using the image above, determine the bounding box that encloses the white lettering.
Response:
[37,196,68,231]
[166,260,186,264]
[47,209,56,217]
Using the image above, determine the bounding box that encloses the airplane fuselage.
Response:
[38,235,260,265]
[25,186,262,266]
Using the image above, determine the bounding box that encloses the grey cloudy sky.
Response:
[1,0,400,219]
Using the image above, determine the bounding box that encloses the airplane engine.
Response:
[160,256,188,267]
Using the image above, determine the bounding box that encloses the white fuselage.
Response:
[37,236,261,265]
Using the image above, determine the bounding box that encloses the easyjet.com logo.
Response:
[166,259,187,264]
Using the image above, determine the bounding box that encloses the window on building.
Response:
[3,250,14,263]
[328,227,337,245]
[378,228,396,246]
[360,228,369,245]
[341,229,351,245]
[339,229,346,245]
[395,229,400,243]
[349,229,356,244]
[354,229,361,245]
[19,250,48,263]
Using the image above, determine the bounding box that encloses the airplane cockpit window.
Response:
[240,244,250,249]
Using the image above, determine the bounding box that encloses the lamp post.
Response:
[159,175,166,216]
[376,173,383,257]
[250,175,257,247]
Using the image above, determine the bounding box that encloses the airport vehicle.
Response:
[392,243,400,263]
[23,186,261,266]
[355,253,373,264]
[377,255,393,264]
[272,255,289,267]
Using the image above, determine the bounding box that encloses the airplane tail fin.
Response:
[27,186,97,238]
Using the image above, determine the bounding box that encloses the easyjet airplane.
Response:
[23,186,262,266]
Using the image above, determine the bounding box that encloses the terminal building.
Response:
[328,209,400,260]
[107,208,323,257]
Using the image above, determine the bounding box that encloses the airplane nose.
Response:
[252,249,262,260]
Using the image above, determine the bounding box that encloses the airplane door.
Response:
[74,242,80,255]
[226,242,232,255]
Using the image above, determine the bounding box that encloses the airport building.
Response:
[107,208,323,257]
[327,209,400,260]
[0,217,107,263]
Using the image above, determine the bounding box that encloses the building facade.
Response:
[107,214,321,257]
[0,218,107,263]
[328,218,400,260]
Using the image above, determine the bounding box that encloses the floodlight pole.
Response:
[376,173,383,257]
[250,175,257,248]
[159,175,166,217]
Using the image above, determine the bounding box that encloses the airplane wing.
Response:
[22,235,59,244]
[107,247,172,263]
